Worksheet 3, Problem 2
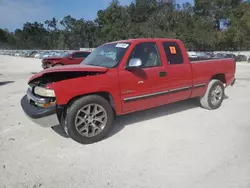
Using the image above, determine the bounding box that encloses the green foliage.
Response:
[0,0,250,50]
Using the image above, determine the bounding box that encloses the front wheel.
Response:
[200,79,225,110]
[65,95,114,144]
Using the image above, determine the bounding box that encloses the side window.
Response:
[72,53,79,58]
[72,52,90,58]
[162,42,184,64]
[82,52,91,58]
[80,52,90,58]
[128,42,161,68]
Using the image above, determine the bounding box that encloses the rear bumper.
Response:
[21,95,59,127]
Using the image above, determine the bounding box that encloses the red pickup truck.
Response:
[21,38,236,144]
[42,51,91,69]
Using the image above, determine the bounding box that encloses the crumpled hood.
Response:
[28,64,108,83]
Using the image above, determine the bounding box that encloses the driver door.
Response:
[119,42,168,113]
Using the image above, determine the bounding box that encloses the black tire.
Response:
[200,79,225,110]
[65,95,114,144]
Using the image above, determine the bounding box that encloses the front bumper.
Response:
[21,93,59,127]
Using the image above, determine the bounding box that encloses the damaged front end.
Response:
[21,85,59,127]
[21,65,108,127]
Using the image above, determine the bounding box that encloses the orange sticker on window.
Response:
[170,46,176,54]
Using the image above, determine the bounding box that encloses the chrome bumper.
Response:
[21,90,59,127]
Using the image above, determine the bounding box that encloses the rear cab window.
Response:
[162,41,184,65]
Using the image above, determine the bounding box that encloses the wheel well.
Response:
[211,74,226,83]
[67,92,116,114]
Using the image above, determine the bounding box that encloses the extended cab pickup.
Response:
[21,38,236,144]
[42,51,91,69]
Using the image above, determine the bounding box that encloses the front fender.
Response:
[48,69,122,114]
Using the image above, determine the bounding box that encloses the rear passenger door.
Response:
[160,41,193,102]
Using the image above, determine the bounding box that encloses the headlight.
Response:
[34,86,55,97]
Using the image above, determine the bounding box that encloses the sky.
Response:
[0,0,192,31]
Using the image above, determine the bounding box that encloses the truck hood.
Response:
[29,64,109,83]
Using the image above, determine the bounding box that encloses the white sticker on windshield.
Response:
[115,43,129,48]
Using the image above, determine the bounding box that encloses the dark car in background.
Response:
[212,53,227,59]
[236,55,248,62]
[225,54,237,60]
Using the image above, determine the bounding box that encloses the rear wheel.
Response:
[200,79,225,110]
[65,95,114,144]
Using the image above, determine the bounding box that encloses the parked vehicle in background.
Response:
[21,38,236,144]
[27,51,39,58]
[236,55,248,62]
[187,51,198,58]
[19,51,26,57]
[225,53,237,60]
[14,52,21,56]
[41,51,91,69]
[196,52,208,58]
[39,51,49,59]
[212,53,227,59]
[34,53,40,58]
[22,51,30,57]
[205,52,214,58]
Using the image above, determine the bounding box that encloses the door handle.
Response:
[159,71,167,77]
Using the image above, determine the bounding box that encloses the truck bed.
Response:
[190,58,236,86]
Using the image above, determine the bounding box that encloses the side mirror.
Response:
[127,58,142,69]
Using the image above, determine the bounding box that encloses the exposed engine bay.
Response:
[29,71,104,87]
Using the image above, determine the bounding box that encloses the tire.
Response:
[65,95,114,144]
[200,79,225,110]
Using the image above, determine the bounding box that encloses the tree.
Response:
[0,0,250,50]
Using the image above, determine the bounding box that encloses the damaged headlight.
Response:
[34,86,55,97]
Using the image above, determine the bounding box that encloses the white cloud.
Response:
[0,0,49,30]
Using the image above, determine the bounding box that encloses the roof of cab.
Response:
[106,38,181,44]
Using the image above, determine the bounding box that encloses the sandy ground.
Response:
[0,55,250,188]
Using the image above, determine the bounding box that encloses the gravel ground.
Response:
[0,55,250,188]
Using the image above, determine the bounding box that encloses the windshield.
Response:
[62,52,70,57]
[81,42,130,68]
